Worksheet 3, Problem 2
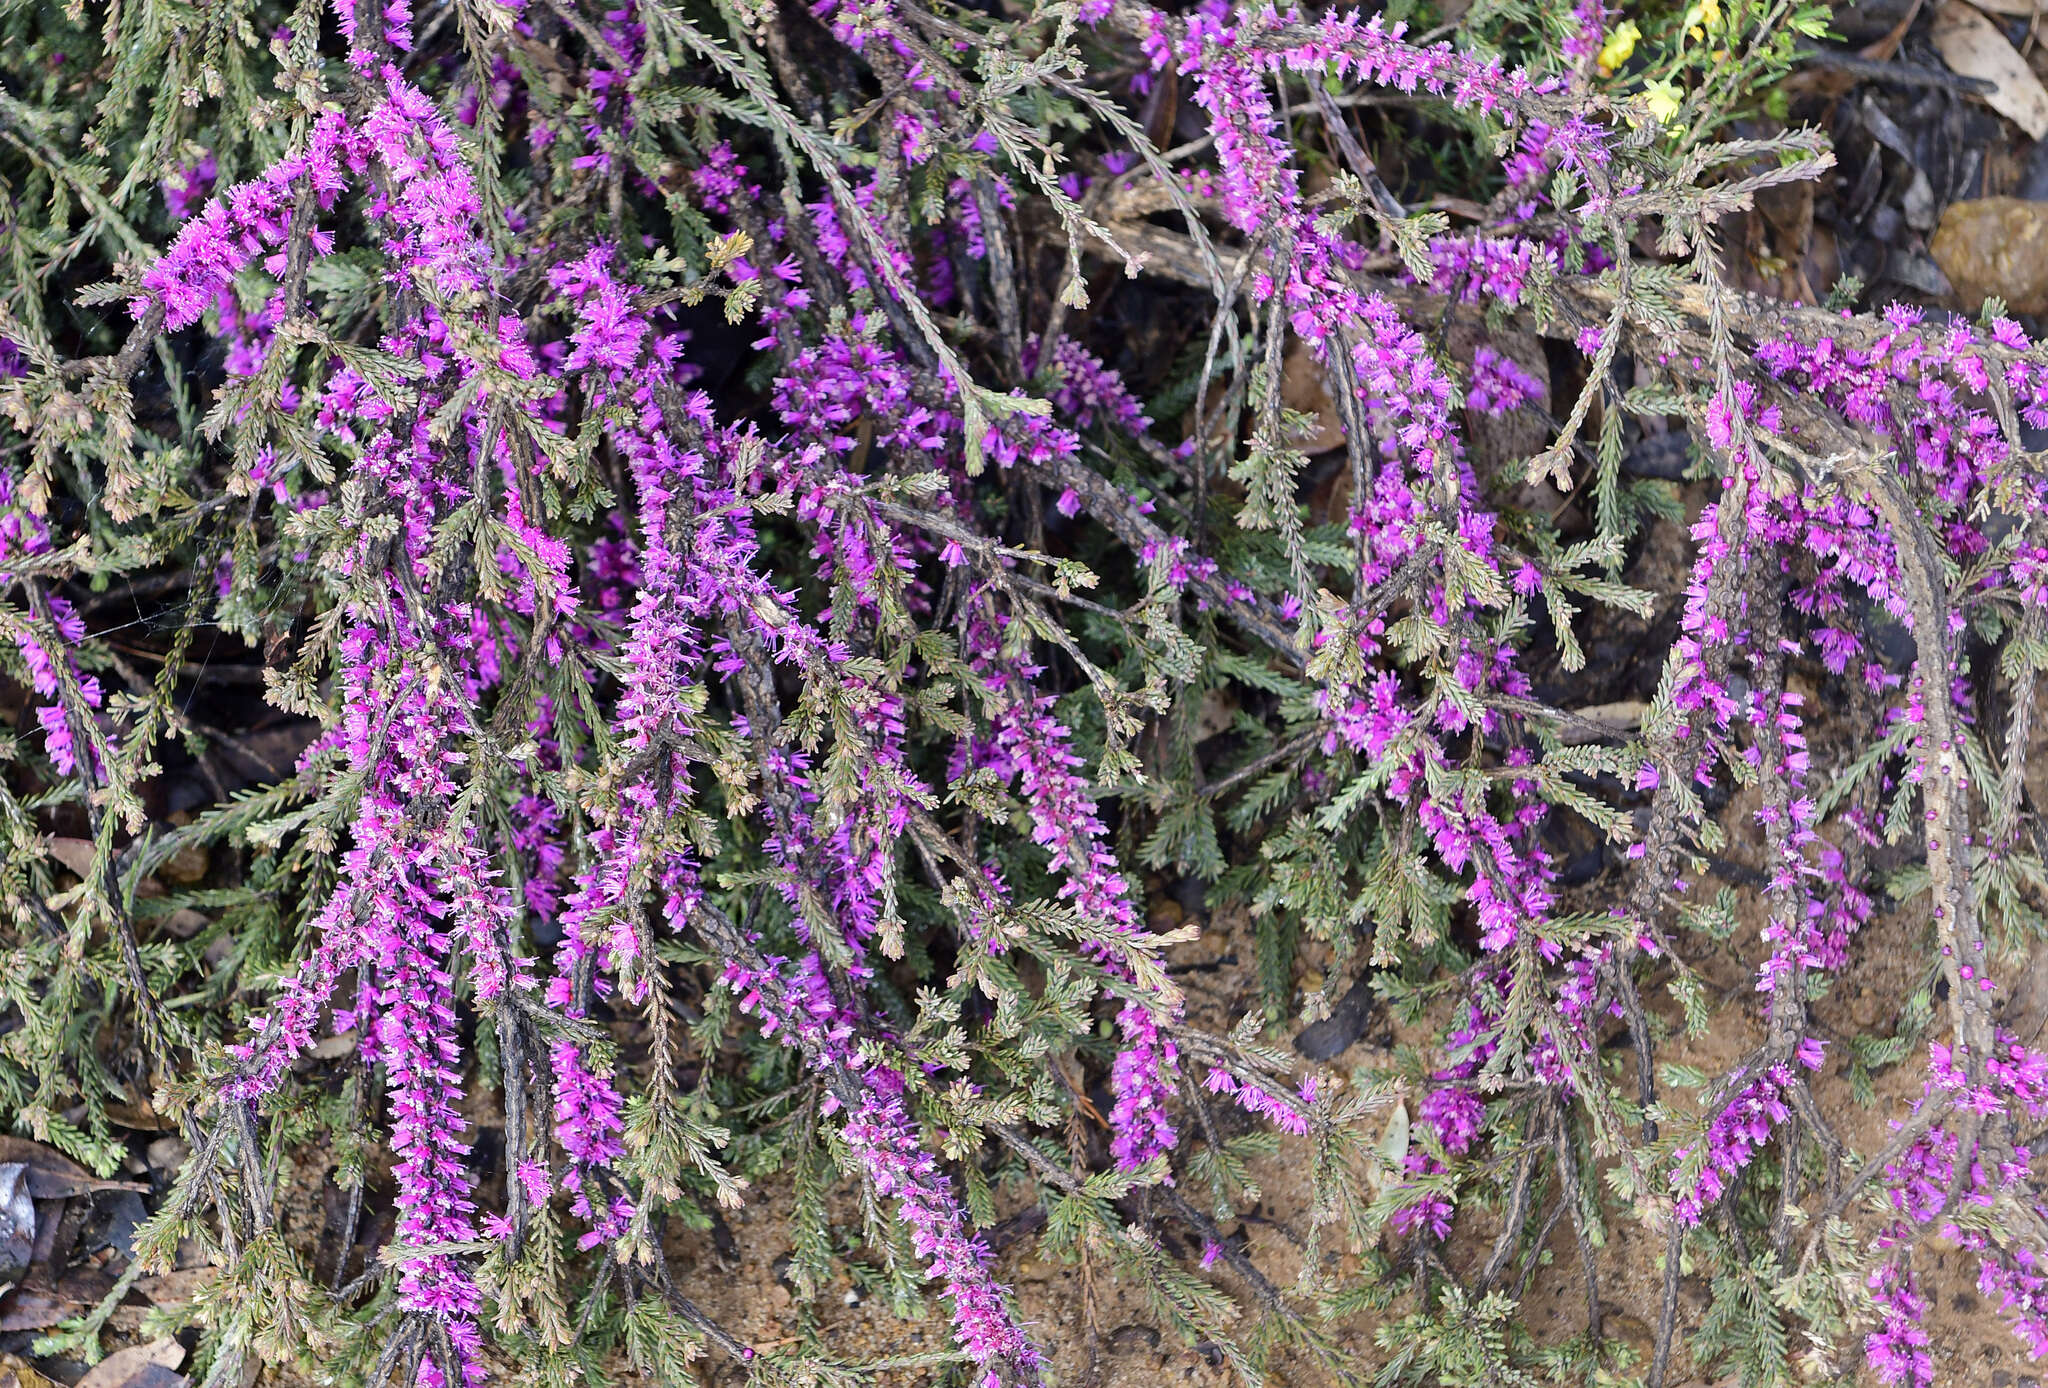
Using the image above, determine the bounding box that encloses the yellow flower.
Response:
[1596,20,1641,77]
[1642,78,1683,125]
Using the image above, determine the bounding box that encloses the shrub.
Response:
[1,0,2043,1383]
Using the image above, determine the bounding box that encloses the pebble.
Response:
[1293,975,1378,1061]
[1930,198,2048,315]
[160,841,209,886]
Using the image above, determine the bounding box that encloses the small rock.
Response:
[1013,1256,1056,1283]
[1931,198,2048,315]
[2026,713,2048,831]
[307,1033,359,1061]
[1147,899,1185,932]
[1293,975,1378,1061]
[1598,1305,1655,1360]
[1194,688,1237,741]
[989,1205,1047,1255]
[159,842,208,886]
[0,1164,33,1286]
[1622,431,1693,480]
[1543,810,1608,887]
[144,1136,190,1176]
[1901,168,1937,234]
[1884,248,1953,299]
[162,909,208,939]
[2019,135,2048,200]
[1108,1324,1161,1354]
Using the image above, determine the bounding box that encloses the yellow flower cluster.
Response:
[1595,19,1639,76]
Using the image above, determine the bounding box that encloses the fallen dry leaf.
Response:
[44,837,98,879]
[134,1268,214,1306]
[1860,0,1927,60]
[0,1140,148,1199]
[1558,700,1649,746]
[0,1289,88,1333]
[1931,1,2048,140]
[103,1099,171,1134]
[1279,343,1346,454]
[0,1353,60,1388]
[77,1339,183,1388]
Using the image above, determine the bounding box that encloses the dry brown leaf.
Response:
[1279,344,1346,454]
[102,1101,171,1134]
[1931,1,2048,140]
[0,1354,60,1388]
[77,1339,184,1388]
[134,1268,214,1306]
[43,841,165,900]
[44,837,96,879]
[1557,700,1649,746]
[0,1140,148,1199]
[0,1290,88,1332]
[1860,0,1927,61]
[1968,0,2043,14]
[1571,700,1649,726]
